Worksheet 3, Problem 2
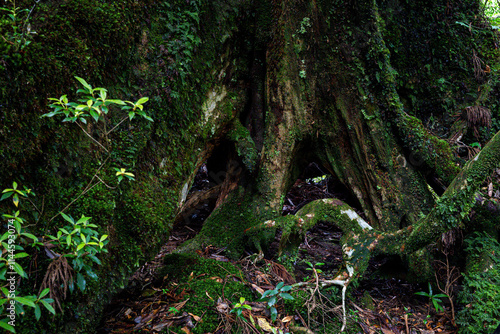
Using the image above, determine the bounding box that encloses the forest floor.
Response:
[98,166,460,334]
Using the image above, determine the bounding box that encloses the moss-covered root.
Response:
[387,128,500,254]
[245,198,376,285]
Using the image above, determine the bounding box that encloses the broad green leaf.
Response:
[76,243,85,252]
[99,235,108,242]
[40,299,56,315]
[34,304,41,321]
[13,296,36,308]
[12,194,19,207]
[60,213,74,225]
[66,235,72,246]
[268,296,277,307]
[107,99,126,105]
[76,273,86,291]
[38,288,50,299]
[21,233,38,242]
[14,252,29,259]
[280,293,294,300]
[142,115,154,122]
[0,192,12,201]
[0,319,15,333]
[280,285,292,292]
[76,215,91,225]
[276,282,284,290]
[75,76,92,92]
[12,263,27,278]
[136,97,149,105]
[128,111,135,120]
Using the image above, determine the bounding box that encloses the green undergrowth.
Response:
[156,253,254,334]
[457,232,500,334]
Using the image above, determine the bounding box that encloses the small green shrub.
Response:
[456,232,500,334]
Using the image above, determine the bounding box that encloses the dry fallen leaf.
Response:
[257,317,274,332]
[252,283,265,295]
[282,315,293,323]
[188,313,202,322]
[181,326,192,334]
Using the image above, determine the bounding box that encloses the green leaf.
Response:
[13,297,36,308]
[66,235,72,246]
[268,296,277,307]
[20,233,38,242]
[128,111,135,120]
[75,76,92,92]
[12,194,19,207]
[135,97,149,105]
[0,192,12,201]
[142,115,154,122]
[12,263,27,278]
[276,282,284,290]
[39,299,56,315]
[280,285,292,292]
[107,99,126,105]
[89,109,99,122]
[34,303,41,321]
[60,212,75,225]
[76,273,86,291]
[39,288,50,299]
[262,290,273,298]
[280,293,294,300]
[14,252,29,259]
[270,307,277,321]
[242,304,252,310]
[76,215,92,225]
[0,319,15,333]
[99,235,108,242]
[76,243,85,252]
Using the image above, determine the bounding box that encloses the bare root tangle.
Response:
[435,253,461,325]
[472,50,490,82]
[39,256,74,313]
[463,105,492,138]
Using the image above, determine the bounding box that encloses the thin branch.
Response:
[76,122,109,153]
[106,116,129,136]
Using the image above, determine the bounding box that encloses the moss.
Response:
[228,118,259,172]
[156,253,253,333]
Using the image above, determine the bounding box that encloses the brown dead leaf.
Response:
[209,276,223,283]
[257,317,274,332]
[181,326,192,334]
[188,313,201,322]
[282,315,293,323]
[381,328,395,334]
[251,283,265,295]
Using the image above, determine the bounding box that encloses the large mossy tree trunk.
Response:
[181,0,500,305]
[2,0,500,332]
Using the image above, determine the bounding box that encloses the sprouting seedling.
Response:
[230,297,252,320]
[259,282,294,322]
[306,261,324,274]
[415,282,447,313]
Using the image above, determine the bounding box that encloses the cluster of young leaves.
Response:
[0,0,36,52]
[42,76,152,124]
[0,185,109,333]
[259,282,294,322]
[230,296,252,320]
[46,212,109,292]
